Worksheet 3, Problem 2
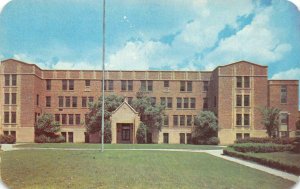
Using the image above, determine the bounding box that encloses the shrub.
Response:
[293,137,300,153]
[235,137,296,145]
[223,148,300,175]
[230,143,293,153]
[35,135,65,143]
[0,135,16,144]
[207,137,220,145]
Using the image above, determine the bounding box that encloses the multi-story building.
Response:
[0,59,299,144]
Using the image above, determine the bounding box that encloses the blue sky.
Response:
[0,0,299,83]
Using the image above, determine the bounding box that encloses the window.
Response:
[187,81,192,92]
[4,75,10,86]
[236,133,242,140]
[150,97,156,106]
[69,80,74,90]
[4,93,9,104]
[236,95,242,106]
[55,114,60,123]
[128,80,133,91]
[163,133,169,144]
[190,98,196,109]
[82,97,87,107]
[167,97,172,108]
[177,98,182,108]
[62,80,68,90]
[12,74,17,86]
[46,80,51,90]
[46,96,51,107]
[203,81,209,91]
[62,114,67,124]
[85,80,91,87]
[3,131,9,136]
[68,114,74,125]
[10,131,16,138]
[76,114,81,125]
[280,85,287,103]
[180,81,185,91]
[244,133,250,139]
[244,95,250,107]
[59,96,64,107]
[180,115,185,126]
[187,133,192,144]
[121,80,133,91]
[280,113,288,124]
[244,114,250,126]
[236,76,242,88]
[72,97,77,107]
[173,115,178,126]
[121,80,126,91]
[163,115,169,126]
[4,112,9,123]
[184,98,189,108]
[65,97,71,107]
[88,97,94,103]
[203,98,208,109]
[244,76,250,88]
[108,80,114,90]
[236,114,242,125]
[11,112,16,123]
[12,93,16,105]
[187,115,192,126]
[68,132,74,143]
[36,95,39,106]
[164,81,169,88]
[160,97,166,106]
[141,81,146,90]
[148,81,153,91]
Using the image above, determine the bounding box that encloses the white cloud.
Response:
[271,68,300,80]
[0,0,11,13]
[288,0,300,11]
[52,61,100,70]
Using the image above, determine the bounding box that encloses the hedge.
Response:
[230,143,293,153]
[223,147,300,175]
[35,135,65,143]
[235,137,296,145]
[0,135,16,144]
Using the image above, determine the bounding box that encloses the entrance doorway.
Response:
[117,123,133,143]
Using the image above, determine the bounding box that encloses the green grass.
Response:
[16,143,225,150]
[1,150,294,189]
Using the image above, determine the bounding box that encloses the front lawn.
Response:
[16,143,225,150]
[1,150,294,189]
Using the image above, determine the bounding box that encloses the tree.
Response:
[192,111,218,144]
[131,90,165,143]
[35,114,60,138]
[85,94,124,141]
[259,107,281,137]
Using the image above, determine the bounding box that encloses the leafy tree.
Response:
[35,114,60,138]
[192,111,218,143]
[136,122,147,143]
[259,107,281,137]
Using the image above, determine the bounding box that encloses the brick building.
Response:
[0,59,299,144]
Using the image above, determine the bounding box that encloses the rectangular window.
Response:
[46,96,51,107]
[244,133,250,139]
[203,81,209,91]
[36,95,39,106]
[164,81,169,88]
[187,115,192,126]
[177,98,182,108]
[62,114,67,124]
[160,97,166,106]
[85,80,90,87]
[141,81,146,90]
[167,97,172,108]
[180,81,185,91]
[187,133,192,144]
[55,114,60,123]
[163,115,169,126]
[180,115,185,126]
[10,131,16,138]
[173,115,178,126]
[72,96,77,107]
[59,96,64,107]
[148,81,153,91]
[88,97,94,103]
[128,80,133,91]
[4,93,9,104]
[184,98,189,108]
[108,80,114,91]
[244,76,250,88]
[11,74,17,86]
[236,133,242,140]
[75,114,81,125]
[121,80,127,91]
[180,133,185,144]
[280,85,287,103]
[190,98,196,109]
[82,97,87,107]
[68,114,74,125]
[244,95,250,107]
[236,114,242,126]
[244,114,250,126]
[236,95,242,106]
[4,74,10,86]
[280,113,288,124]
[4,112,9,123]
[187,81,192,92]
[163,133,169,144]
[62,80,68,90]
[203,98,208,109]
[3,131,9,136]
[11,112,16,123]
[11,93,16,105]
[69,80,74,90]
[65,96,71,107]
[236,76,242,88]
[46,80,51,90]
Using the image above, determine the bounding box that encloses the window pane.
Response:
[62,114,67,124]
[69,80,74,90]
[11,93,16,104]
[4,93,9,104]
[4,75,10,86]
[187,81,192,92]
[148,81,153,91]
[121,80,126,91]
[88,97,94,103]
[280,85,287,103]
[12,74,17,86]
[167,97,172,108]
[65,97,71,107]
[236,76,242,88]
[46,96,51,107]
[203,98,208,109]
[280,113,288,124]
[72,97,77,107]
[46,80,51,90]
[180,81,185,91]
[164,115,169,126]
[177,98,182,108]
[62,80,67,90]
[128,80,133,91]
[68,114,74,125]
[82,97,87,107]
[236,95,242,106]
[160,97,166,106]
[108,80,114,90]
[236,114,242,125]
[164,81,169,88]
[244,114,250,126]
[190,98,196,109]
[203,81,209,91]
[236,133,242,140]
[76,114,81,125]
[4,112,9,123]
[184,98,189,108]
[173,115,178,126]
[55,114,60,123]
[141,81,146,90]
[59,96,64,107]
[187,115,192,126]
[244,95,250,106]
[244,76,250,88]
[180,115,185,126]
[85,80,91,87]
[11,112,16,123]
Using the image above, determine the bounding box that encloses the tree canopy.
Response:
[260,106,281,137]
[35,114,60,138]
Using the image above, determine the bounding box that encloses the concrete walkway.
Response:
[1,144,300,183]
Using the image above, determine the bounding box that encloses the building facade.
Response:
[0,59,299,144]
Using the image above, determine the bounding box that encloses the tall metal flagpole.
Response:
[101,0,106,152]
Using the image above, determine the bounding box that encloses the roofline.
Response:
[112,101,139,114]
[1,58,43,71]
[215,60,268,70]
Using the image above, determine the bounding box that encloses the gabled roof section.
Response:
[1,58,43,70]
[216,60,268,69]
[112,101,139,115]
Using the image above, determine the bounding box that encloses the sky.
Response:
[0,0,299,82]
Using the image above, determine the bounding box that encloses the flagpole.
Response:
[101,0,106,152]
